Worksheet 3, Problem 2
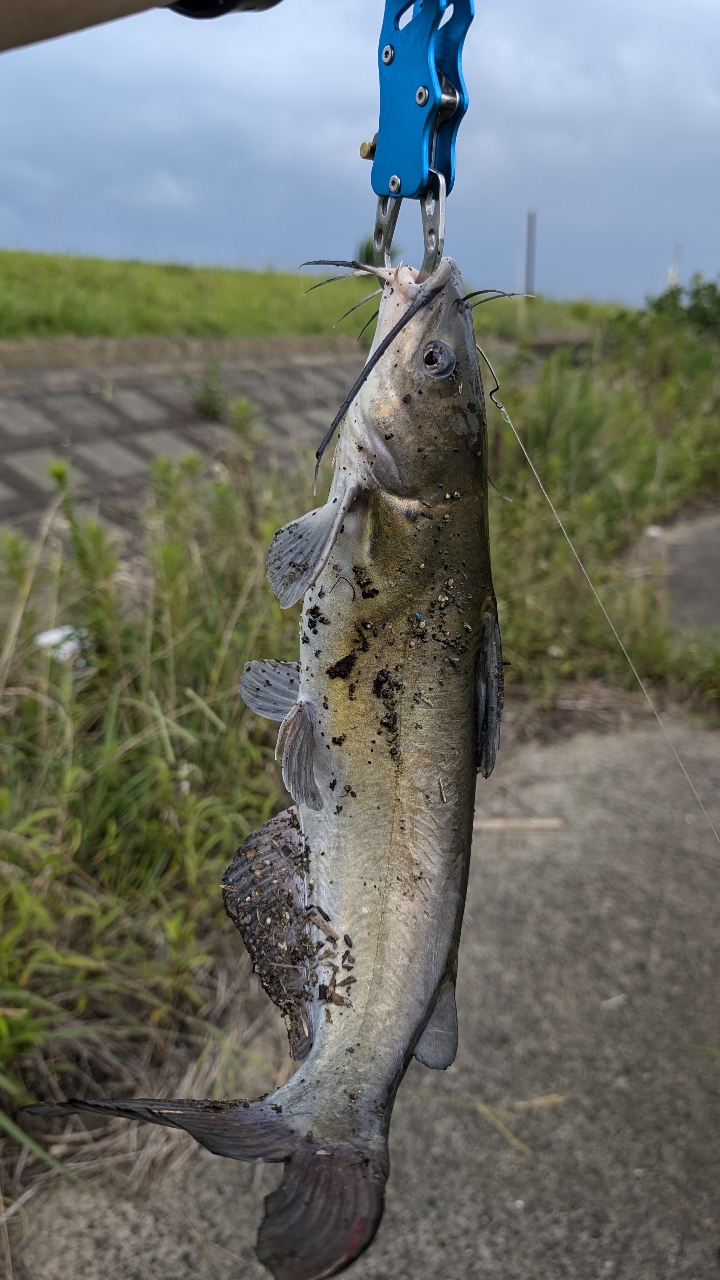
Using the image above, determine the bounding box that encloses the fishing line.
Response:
[477,342,720,848]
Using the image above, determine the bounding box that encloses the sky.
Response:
[1,0,720,303]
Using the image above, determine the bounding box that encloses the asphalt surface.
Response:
[22,714,720,1280]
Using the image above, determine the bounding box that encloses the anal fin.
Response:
[222,807,314,1060]
[25,1096,296,1163]
[414,984,458,1070]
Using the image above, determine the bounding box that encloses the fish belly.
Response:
[282,490,481,1138]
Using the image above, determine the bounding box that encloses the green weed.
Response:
[0,251,380,342]
[188,358,226,422]
[487,335,720,704]
[0,441,309,1167]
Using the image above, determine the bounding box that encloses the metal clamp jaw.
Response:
[364,0,473,274]
[372,169,445,276]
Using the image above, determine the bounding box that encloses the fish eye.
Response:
[422,340,456,379]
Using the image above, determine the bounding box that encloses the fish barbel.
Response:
[28,257,504,1280]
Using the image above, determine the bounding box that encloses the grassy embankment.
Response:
[0,252,719,1186]
[0,247,605,342]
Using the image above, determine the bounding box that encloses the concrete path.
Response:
[0,336,364,530]
[21,712,720,1280]
[663,513,720,635]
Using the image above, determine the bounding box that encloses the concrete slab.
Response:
[132,430,199,461]
[112,388,168,424]
[665,510,720,634]
[0,398,58,438]
[74,439,147,479]
[41,393,121,432]
[5,448,85,493]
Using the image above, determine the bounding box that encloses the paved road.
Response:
[0,336,363,530]
[23,713,720,1280]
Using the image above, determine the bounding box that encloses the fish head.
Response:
[343,257,486,497]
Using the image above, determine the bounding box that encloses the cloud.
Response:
[1,0,720,300]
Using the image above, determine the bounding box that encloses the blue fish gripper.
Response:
[371,0,474,201]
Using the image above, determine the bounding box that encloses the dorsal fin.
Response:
[239,659,301,721]
[222,807,314,1060]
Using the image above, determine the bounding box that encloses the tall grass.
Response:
[0,249,611,343]
[0,426,309,1184]
[488,307,720,703]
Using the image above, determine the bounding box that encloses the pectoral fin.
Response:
[239,659,301,721]
[414,983,458,1070]
[476,602,503,779]
[266,477,358,609]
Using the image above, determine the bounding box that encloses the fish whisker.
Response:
[488,476,513,502]
[468,291,523,310]
[357,308,380,342]
[304,274,358,296]
[301,258,393,283]
[462,288,508,302]
[332,290,383,329]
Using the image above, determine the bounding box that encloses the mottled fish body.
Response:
[29,257,503,1280]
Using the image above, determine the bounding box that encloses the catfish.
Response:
[28,256,503,1280]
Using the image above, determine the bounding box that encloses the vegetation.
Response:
[488,297,720,703]
[0,248,612,344]
[0,421,308,1179]
[647,273,720,339]
[0,250,375,342]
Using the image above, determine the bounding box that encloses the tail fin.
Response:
[26,1099,388,1279]
[257,1139,388,1280]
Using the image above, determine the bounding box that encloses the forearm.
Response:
[0,0,164,52]
[0,0,282,52]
